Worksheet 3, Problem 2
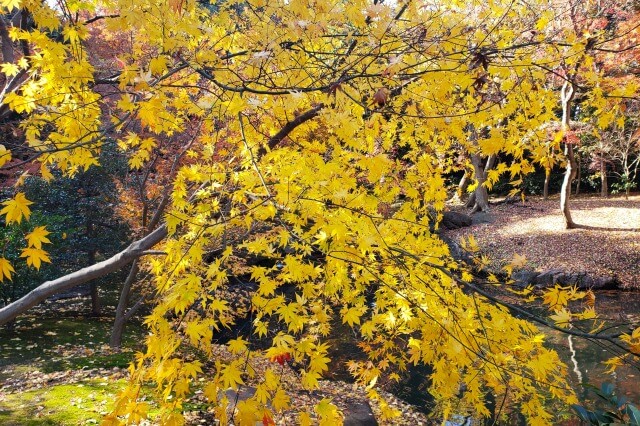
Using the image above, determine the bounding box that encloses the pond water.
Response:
[545,291,640,403]
[324,290,640,417]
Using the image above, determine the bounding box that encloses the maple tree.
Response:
[1,0,640,425]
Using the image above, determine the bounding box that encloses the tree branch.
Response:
[0,225,168,325]
[258,103,324,157]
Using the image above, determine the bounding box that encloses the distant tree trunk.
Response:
[470,153,490,213]
[87,221,101,316]
[457,172,470,201]
[89,251,100,316]
[600,159,608,197]
[0,17,15,64]
[485,155,496,175]
[575,155,581,196]
[543,167,550,200]
[559,82,576,229]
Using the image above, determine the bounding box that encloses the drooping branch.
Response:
[1,99,322,326]
[0,225,168,326]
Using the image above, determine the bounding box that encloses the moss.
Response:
[0,316,145,368]
[0,379,125,426]
[41,351,136,373]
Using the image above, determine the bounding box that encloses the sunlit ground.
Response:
[446,194,640,287]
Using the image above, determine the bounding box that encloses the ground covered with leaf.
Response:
[444,194,640,289]
[0,299,431,425]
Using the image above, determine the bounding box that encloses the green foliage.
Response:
[572,383,640,426]
[611,173,638,195]
[0,145,130,304]
[0,211,63,305]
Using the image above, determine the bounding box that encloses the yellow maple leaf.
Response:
[549,308,572,328]
[315,398,342,425]
[25,226,51,249]
[342,306,362,326]
[40,164,54,182]
[510,253,527,269]
[227,337,248,354]
[272,388,290,411]
[1,62,20,77]
[0,257,15,282]
[235,399,260,425]
[1,192,33,224]
[0,144,11,168]
[160,412,184,426]
[220,360,244,389]
[299,411,313,426]
[149,56,168,76]
[20,247,51,270]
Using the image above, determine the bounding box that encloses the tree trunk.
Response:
[109,260,139,348]
[90,283,100,315]
[575,154,581,196]
[87,249,101,316]
[465,192,476,209]
[559,82,576,229]
[543,168,550,200]
[110,190,172,348]
[456,172,470,202]
[600,159,608,197]
[470,153,490,212]
[0,17,15,64]
[0,225,168,326]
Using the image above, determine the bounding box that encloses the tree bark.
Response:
[470,153,490,212]
[0,225,167,326]
[0,16,14,64]
[454,171,470,203]
[90,248,101,316]
[90,283,101,315]
[110,184,173,348]
[600,158,608,197]
[109,260,138,347]
[575,154,581,196]
[559,82,576,229]
[543,168,550,200]
[87,221,101,316]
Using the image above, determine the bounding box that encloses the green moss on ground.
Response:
[0,379,125,426]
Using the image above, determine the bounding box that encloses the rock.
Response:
[588,276,619,290]
[511,270,539,287]
[343,401,378,426]
[534,269,564,288]
[224,386,258,407]
[441,211,472,230]
[520,268,620,290]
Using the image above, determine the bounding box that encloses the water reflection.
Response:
[546,291,640,403]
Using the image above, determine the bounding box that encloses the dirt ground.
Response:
[444,194,640,289]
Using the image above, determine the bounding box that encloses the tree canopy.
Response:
[1,0,639,425]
